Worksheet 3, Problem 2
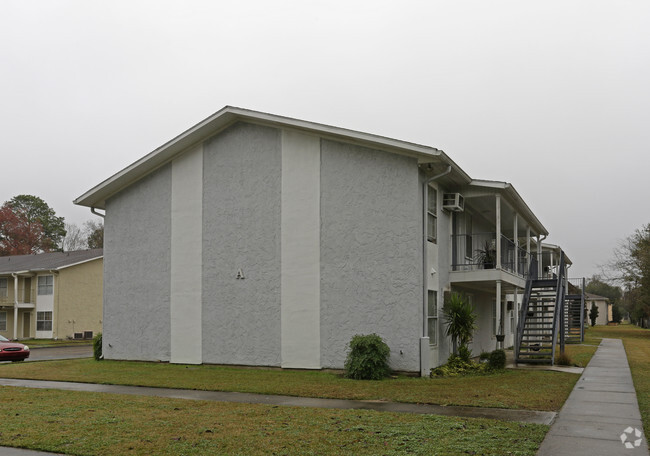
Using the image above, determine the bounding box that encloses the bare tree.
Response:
[62,223,87,252]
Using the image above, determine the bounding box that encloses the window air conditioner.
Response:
[442,193,464,212]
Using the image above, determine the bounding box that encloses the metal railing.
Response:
[451,232,532,277]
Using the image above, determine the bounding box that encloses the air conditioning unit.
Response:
[443,193,464,212]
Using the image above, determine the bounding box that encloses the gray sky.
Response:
[1,1,649,278]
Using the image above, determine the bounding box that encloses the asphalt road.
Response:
[26,345,93,362]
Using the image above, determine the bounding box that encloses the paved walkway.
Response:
[537,338,648,455]
[0,377,554,425]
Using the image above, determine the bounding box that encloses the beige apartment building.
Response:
[0,249,103,340]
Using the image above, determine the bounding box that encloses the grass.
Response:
[0,358,579,411]
[585,324,650,438]
[555,343,598,367]
[21,338,92,348]
[0,386,548,455]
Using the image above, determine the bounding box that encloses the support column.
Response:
[514,287,519,347]
[526,226,531,270]
[496,280,502,348]
[513,213,519,275]
[13,275,18,340]
[537,235,542,278]
[496,195,501,270]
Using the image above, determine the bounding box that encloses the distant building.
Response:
[0,250,103,340]
[586,293,611,325]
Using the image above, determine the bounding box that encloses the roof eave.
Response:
[74,106,454,209]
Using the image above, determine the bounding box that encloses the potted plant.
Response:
[474,240,496,269]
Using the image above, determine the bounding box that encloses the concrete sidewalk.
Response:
[0,377,555,425]
[537,338,648,455]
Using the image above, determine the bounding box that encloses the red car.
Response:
[0,335,30,362]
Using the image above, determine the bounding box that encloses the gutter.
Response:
[420,165,452,377]
[91,207,105,218]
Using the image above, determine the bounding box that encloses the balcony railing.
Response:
[451,232,531,277]
[0,294,35,306]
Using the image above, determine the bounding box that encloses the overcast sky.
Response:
[1,1,649,278]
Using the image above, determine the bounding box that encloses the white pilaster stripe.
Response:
[281,130,321,369]
[170,144,203,364]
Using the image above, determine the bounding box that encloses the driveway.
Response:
[26,345,92,361]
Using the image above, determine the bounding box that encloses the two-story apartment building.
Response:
[74,106,564,375]
[0,249,103,340]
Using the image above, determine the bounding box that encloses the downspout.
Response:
[421,165,452,377]
[91,207,105,218]
[11,273,18,340]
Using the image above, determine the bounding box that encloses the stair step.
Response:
[517,351,553,356]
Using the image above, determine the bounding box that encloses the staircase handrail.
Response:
[550,252,566,365]
[516,256,538,361]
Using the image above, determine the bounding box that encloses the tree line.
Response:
[589,223,650,327]
[0,194,103,256]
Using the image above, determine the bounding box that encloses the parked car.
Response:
[0,335,29,361]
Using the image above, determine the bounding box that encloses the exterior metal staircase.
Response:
[515,253,566,365]
[564,278,585,343]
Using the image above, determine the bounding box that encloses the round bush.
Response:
[344,333,390,380]
[488,349,506,370]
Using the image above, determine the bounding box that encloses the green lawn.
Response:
[585,324,650,438]
[22,338,92,348]
[0,386,548,456]
[0,357,578,411]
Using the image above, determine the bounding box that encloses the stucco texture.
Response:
[104,165,172,361]
[319,139,422,371]
[202,123,282,366]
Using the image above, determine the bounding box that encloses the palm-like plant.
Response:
[442,293,478,354]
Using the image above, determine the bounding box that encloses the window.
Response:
[38,275,53,295]
[427,290,437,345]
[0,311,6,331]
[0,278,7,297]
[37,311,52,331]
[492,300,497,336]
[427,186,437,243]
[510,307,515,334]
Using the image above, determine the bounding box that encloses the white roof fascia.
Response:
[55,256,104,271]
[468,179,548,237]
[74,106,466,209]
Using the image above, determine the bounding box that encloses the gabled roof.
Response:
[73,106,471,209]
[0,249,103,275]
[468,180,548,236]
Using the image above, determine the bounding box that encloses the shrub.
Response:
[488,349,506,370]
[442,293,477,354]
[479,351,491,362]
[431,354,489,377]
[93,333,103,361]
[556,351,573,366]
[344,333,390,380]
[458,344,472,363]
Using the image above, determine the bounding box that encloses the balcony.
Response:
[451,232,531,278]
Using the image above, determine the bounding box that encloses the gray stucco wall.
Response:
[320,139,422,371]
[201,122,282,366]
[103,165,172,361]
